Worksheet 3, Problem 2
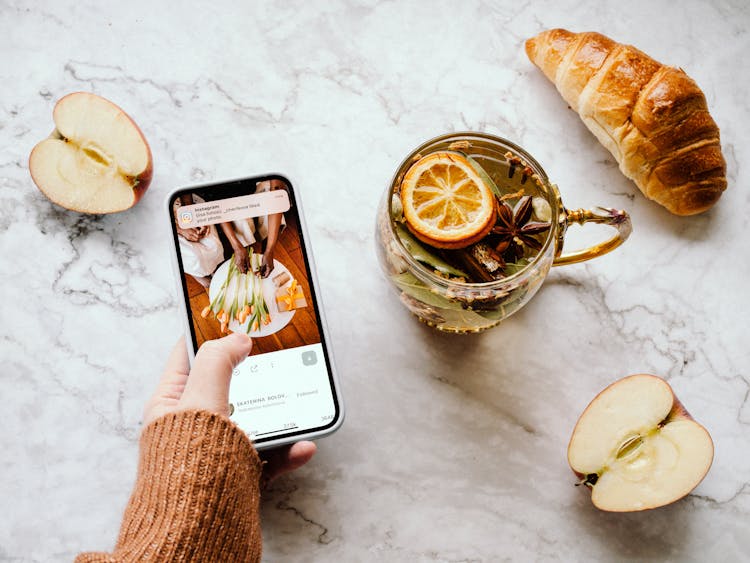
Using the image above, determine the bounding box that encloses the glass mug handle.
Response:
[552,206,632,266]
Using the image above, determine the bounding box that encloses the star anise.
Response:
[491,195,551,261]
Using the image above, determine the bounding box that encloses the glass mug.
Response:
[375,132,632,333]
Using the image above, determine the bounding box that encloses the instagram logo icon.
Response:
[179,210,193,225]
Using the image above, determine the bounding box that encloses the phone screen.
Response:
[169,175,340,445]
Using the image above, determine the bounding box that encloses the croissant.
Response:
[525,29,726,215]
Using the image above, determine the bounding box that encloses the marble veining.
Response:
[1,0,749,561]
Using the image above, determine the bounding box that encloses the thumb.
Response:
[179,332,253,415]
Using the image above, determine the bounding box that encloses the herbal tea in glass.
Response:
[375,132,631,333]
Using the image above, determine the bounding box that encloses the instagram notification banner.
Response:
[177,190,291,229]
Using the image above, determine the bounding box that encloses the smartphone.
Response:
[166,174,344,450]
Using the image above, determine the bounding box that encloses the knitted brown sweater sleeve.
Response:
[76,410,263,562]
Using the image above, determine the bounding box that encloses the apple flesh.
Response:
[29,92,152,214]
[568,374,713,512]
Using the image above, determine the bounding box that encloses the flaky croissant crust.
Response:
[526,29,726,215]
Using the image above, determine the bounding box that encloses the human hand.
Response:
[177,226,203,242]
[144,334,316,484]
[260,249,274,278]
[233,246,250,274]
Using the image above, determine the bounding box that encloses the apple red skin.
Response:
[130,148,153,207]
[121,106,153,208]
[31,92,153,214]
[666,395,693,422]
[568,374,697,483]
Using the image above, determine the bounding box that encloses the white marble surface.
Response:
[1,0,749,561]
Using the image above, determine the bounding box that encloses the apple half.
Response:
[568,374,714,512]
[29,92,153,214]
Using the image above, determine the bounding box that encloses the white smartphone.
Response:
[166,174,344,450]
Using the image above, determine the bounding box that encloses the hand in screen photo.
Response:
[176,224,208,242]
[259,178,287,278]
[259,210,281,278]
[219,178,289,277]
[174,193,224,288]
[175,194,210,242]
[220,220,252,274]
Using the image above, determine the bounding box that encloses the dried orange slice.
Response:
[400,151,496,249]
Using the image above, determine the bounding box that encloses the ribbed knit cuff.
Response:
[77,410,263,563]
